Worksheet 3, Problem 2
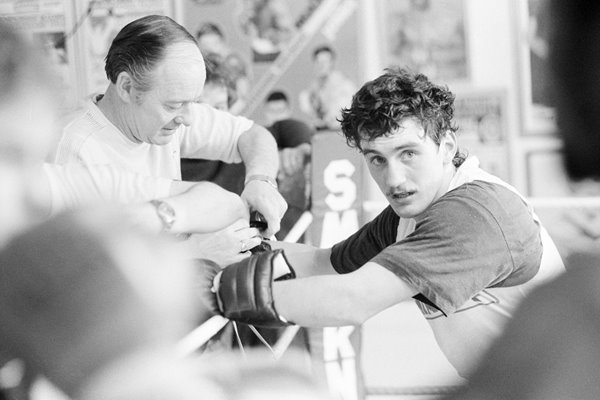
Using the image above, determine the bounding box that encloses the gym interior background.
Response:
[2,0,596,399]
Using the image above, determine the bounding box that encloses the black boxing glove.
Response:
[250,240,271,254]
[209,249,295,328]
[249,210,268,231]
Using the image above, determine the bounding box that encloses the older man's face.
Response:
[125,42,206,146]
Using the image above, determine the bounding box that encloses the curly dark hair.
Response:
[339,67,466,167]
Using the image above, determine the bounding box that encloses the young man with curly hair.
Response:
[203,67,565,377]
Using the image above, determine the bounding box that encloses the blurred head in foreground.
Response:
[0,20,60,246]
[81,349,333,400]
[0,208,198,397]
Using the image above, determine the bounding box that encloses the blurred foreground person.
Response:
[447,1,600,399]
[80,349,333,400]
[0,209,199,399]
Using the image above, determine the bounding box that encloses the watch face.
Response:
[154,200,176,230]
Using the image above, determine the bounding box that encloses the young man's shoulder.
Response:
[443,180,527,212]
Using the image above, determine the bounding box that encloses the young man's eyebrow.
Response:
[362,142,420,155]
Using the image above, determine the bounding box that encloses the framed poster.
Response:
[382,0,469,84]
[526,149,570,196]
[517,0,557,135]
[454,90,510,182]
[74,0,175,98]
[0,0,79,111]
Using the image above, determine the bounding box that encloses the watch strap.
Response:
[150,199,176,232]
[244,174,278,189]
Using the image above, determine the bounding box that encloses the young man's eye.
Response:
[401,150,416,161]
[369,156,386,166]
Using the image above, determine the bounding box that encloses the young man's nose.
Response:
[385,164,407,188]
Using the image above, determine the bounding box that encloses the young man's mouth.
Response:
[389,191,415,200]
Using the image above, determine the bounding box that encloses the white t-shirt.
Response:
[54,96,254,179]
[43,163,172,216]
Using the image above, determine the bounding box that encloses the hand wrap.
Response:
[210,249,295,328]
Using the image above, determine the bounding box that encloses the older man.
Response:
[55,15,286,238]
[0,20,211,399]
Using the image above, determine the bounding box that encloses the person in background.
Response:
[181,53,246,196]
[445,1,600,399]
[195,22,251,111]
[298,45,356,130]
[202,67,565,379]
[239,0,296,62]
[264,90,314,241]
[54,15,286,239]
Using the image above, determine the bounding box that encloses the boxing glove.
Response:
[205,249,295,328]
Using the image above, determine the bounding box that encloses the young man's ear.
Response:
[440,130,458,163]
[115,72,136,104]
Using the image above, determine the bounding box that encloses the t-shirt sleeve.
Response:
[179,103,253,162]
[370,183,543,314]
[44,163,172,215]
[330,206,399,274]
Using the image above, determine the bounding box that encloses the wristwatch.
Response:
[150,199,176,232]
[245,174,278,189]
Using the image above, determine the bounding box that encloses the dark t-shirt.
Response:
[330,180,544,314]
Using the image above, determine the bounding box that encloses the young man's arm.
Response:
[273,262,417,326]
[237,123,288,238]
[269,241,337,277]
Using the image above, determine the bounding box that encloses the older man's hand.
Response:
[181,219,262,265]
[241,180,287,238]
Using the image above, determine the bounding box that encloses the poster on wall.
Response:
[518,0,556,135]
[75,0,174,97]
[526,150,570,196]
[0,0,77,110]
[382,0,469,84]
[180,0,359,124]
[454,90,510,182]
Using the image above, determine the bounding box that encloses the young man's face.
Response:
[361,118,457,219]
[126,42,206,145]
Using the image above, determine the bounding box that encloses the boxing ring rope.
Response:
[177,195,600,398]
[177,196,600,352]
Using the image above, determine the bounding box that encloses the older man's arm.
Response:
[237,123,287,238]
[132,180,249,235]
[43,163,249,235]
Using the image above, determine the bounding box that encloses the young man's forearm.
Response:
[273,262,417,327]
[270,242,336,277]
